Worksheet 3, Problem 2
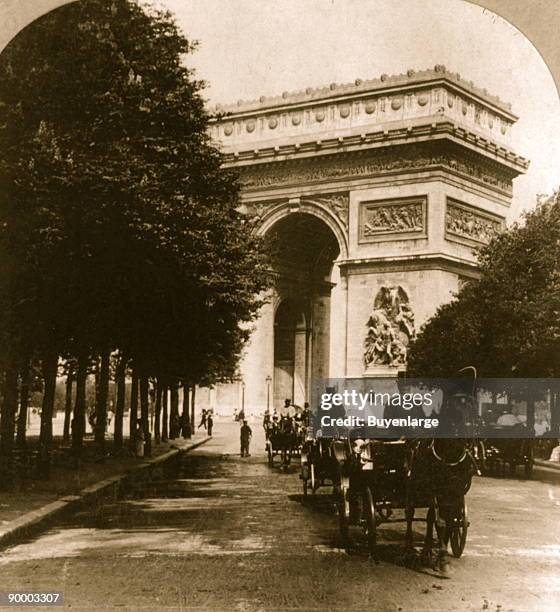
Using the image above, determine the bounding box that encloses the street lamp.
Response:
[265,375,272,412]
[241,381,246,415]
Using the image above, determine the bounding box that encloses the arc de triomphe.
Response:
[208,66,528,414]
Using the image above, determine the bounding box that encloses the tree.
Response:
[407,282,483,377]
[408,191,560,379]
[0,0,269,482]
[113,353,126,452]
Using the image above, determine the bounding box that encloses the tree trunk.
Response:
[0,353,19,487]
[16,359,31,449]
[94,349,110,456]
[129,368,138,452]
[169,384,179,439]
[161,383,168,442]
[72,354,88,457]
[154,381,162,442]
[38,351,58,479]
[62,368,74,444]
[190,384,196,435]
[113,355,126,451]
[182,383,191,439]
[139,376,151,457]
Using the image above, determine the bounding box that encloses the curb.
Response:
[535,458,560,472]
[0,437,210,551]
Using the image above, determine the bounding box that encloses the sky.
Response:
[150,0,560,220]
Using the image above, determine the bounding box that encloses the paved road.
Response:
[2,422,559,611]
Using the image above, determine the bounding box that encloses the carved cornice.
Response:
[222,120,528,178]
[339,254,480,278]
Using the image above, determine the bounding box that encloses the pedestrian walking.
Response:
[207,413,214,436]
[240,420,252,457]
[198,409,208,430]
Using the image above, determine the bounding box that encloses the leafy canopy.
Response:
[0,0,270,381]
[407,191,560,378]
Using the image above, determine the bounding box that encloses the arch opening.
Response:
[266,212,341,409]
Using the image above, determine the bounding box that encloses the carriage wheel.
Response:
[524,444,534,479]
[338,486,350,547]
[267,444,273,467]
[363,485,377,556]
[301,463,309,496]
[449,499,468,558]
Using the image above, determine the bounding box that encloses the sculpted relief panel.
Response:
[360,197,426,242]
[364,286,415,369]
[445,199,504,246]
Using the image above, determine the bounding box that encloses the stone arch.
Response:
[256,200,349,260]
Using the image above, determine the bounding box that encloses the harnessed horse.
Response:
[404,393,480,571]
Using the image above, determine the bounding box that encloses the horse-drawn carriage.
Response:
[334,387,479,571]
[265,415,305,467]
[479,425,534,478]
[300,437,346,496]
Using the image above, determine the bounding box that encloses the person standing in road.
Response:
[240,420,252,457]
[207,412,214,436]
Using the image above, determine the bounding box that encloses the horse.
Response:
[404,393,480,572]
[278,415,299,467]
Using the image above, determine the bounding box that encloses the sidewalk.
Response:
[0,433,210,550]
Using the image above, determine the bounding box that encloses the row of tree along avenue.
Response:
[0,0,270,487]
[407,191,560,435]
